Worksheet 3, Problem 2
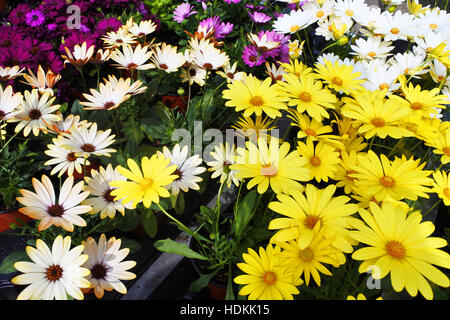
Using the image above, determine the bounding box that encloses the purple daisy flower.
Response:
[0,47,33,69]
[173,3,197,23]
[22,39,53,58]
[8,4,31,25]
[245,4,265,11]
[59,31,96,54]
[96,17,123,35]
[47,23,58,32]
[249,12,272,24]
[0,27,23,49]
[242,45,266,68]
[198,16,233,38]
[25,9,45,27]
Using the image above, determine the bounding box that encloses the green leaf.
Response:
[154,238,208,260]
[116,211,140,232]
[120,238,141,255]
[0,250,30,274]
[225,264,235,300]
[189,270,219,292]
[170,192,185,215]
[140,209,158,238]
[233,190,258,241]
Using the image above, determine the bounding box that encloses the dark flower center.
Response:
[160,63,168,70]
[203,63,213,70]
[47,204,65,217]
[46,265,63,281]
[29,109,42,120]
[103,101,116,110]
[81,143,96,153]
[90,263,108,280]
[2,39,11,47]
[66,152,77,162]
[105,26,114,33]
[31,47,39,55]
[32,14,39,21]
[103,189,116,203]
[189,69,197,77]
[249,55,257,62]
[0,110,6,120]
[173,168,182,181]
[127,63,138,69]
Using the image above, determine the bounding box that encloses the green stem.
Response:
[215,181,225,237]
[387,139,402,158]
[422,199,442,217]
[302,29,314,64]
[156,202,196,239]
[368,137,375,151]
[0,129,20,154]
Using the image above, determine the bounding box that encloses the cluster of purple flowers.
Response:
[1,0,160,74]
[242,30,290,68]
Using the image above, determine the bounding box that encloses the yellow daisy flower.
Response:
[350,202,450,300]
[334,150,359,194]
[427,126,450,164]
[231,115,277,141]
[297,139,341,183]
[110,155,178,208]
[234,244,301,300]
[230,137,310,194]
[332,115,368,153]
[351,150,433,202]
[432,170,450,206]
[276,229,342,286]
[222,75,288,119]
[279,59,314,77]
[268,184,359,256]
[315,59,365,94]
[347,293,383,300]
[341,90,413,139]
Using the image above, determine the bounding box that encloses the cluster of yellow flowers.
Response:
[223,58,450,300]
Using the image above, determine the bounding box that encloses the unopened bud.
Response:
[177,88,185,96]
[388,5,397,13]
[9,223,17,229]
[337,36,349,46]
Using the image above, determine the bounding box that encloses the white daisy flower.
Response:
[91,49,111,64]
[272,9,316,34]
[11,235,91,300]
[102,28,137,49]
[0,66,25,82]
[416,8,450,35]
[10,89,61,137]
[21,65,61,96]
[150,43,186,73]
[265,62,286,82]
[80,79,132,111]
[60,122,116,159]
[0,85,23,121]
[190,45,229,71]
[158,144,206,196]
[105,75,147,96]
[45,137,89,178]
[414,31,448,54]
[128,19,157,38]
[82,234,136,299]
[388,51,428,78]
[315,16,352,41]
[110,44,154,71]
[62,42,95,67]
[373,11,417,41]
[350,36,394,61]
[216,61,246,83]
[361,59,401,93]
[428,60,448,84]
[180,64,207,86]
[333,0,368,23]
[16,175,92,232]
[47,112,90,135]
[206,142,241,188]
[354,6,382,29]
[302,1,335,21]
[83,164,133,219]
[317,52,340,65]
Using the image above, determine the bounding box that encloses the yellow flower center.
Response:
[262,271,277,285]
[304,215,320,229]
[298,248,314,262]
[299,91,312,102]
[250,95,264,107]
[140,177,154,190]
[443,147,450,157]
[345,9,354,16]
[438,75,444,82]
[310,156,321,166]
[385,241,406,259]
[429,23,437,29]
[426,47,433,52]
[443,188,450,198]
[390,27,400,34]
[290,25,301,33]
[331,77,343,86]
[316,11,325,18]
[346,169,357,181]
[367,51,377,57]
[305,128,317,137]
[379,83,389,90]
[260,164,278,177]
[379,175,396,188]
[410,102,423,110]
[371,117,386,127]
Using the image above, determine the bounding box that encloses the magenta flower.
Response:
[249,12,272,24]
[96,17,122,35]
[224,0,241,3]
[242,45,266,68]
[198,16,233,38]
[173,3,197,23]
[25,9,45,27]
[245,4,265,11]
[8,4,31,25]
